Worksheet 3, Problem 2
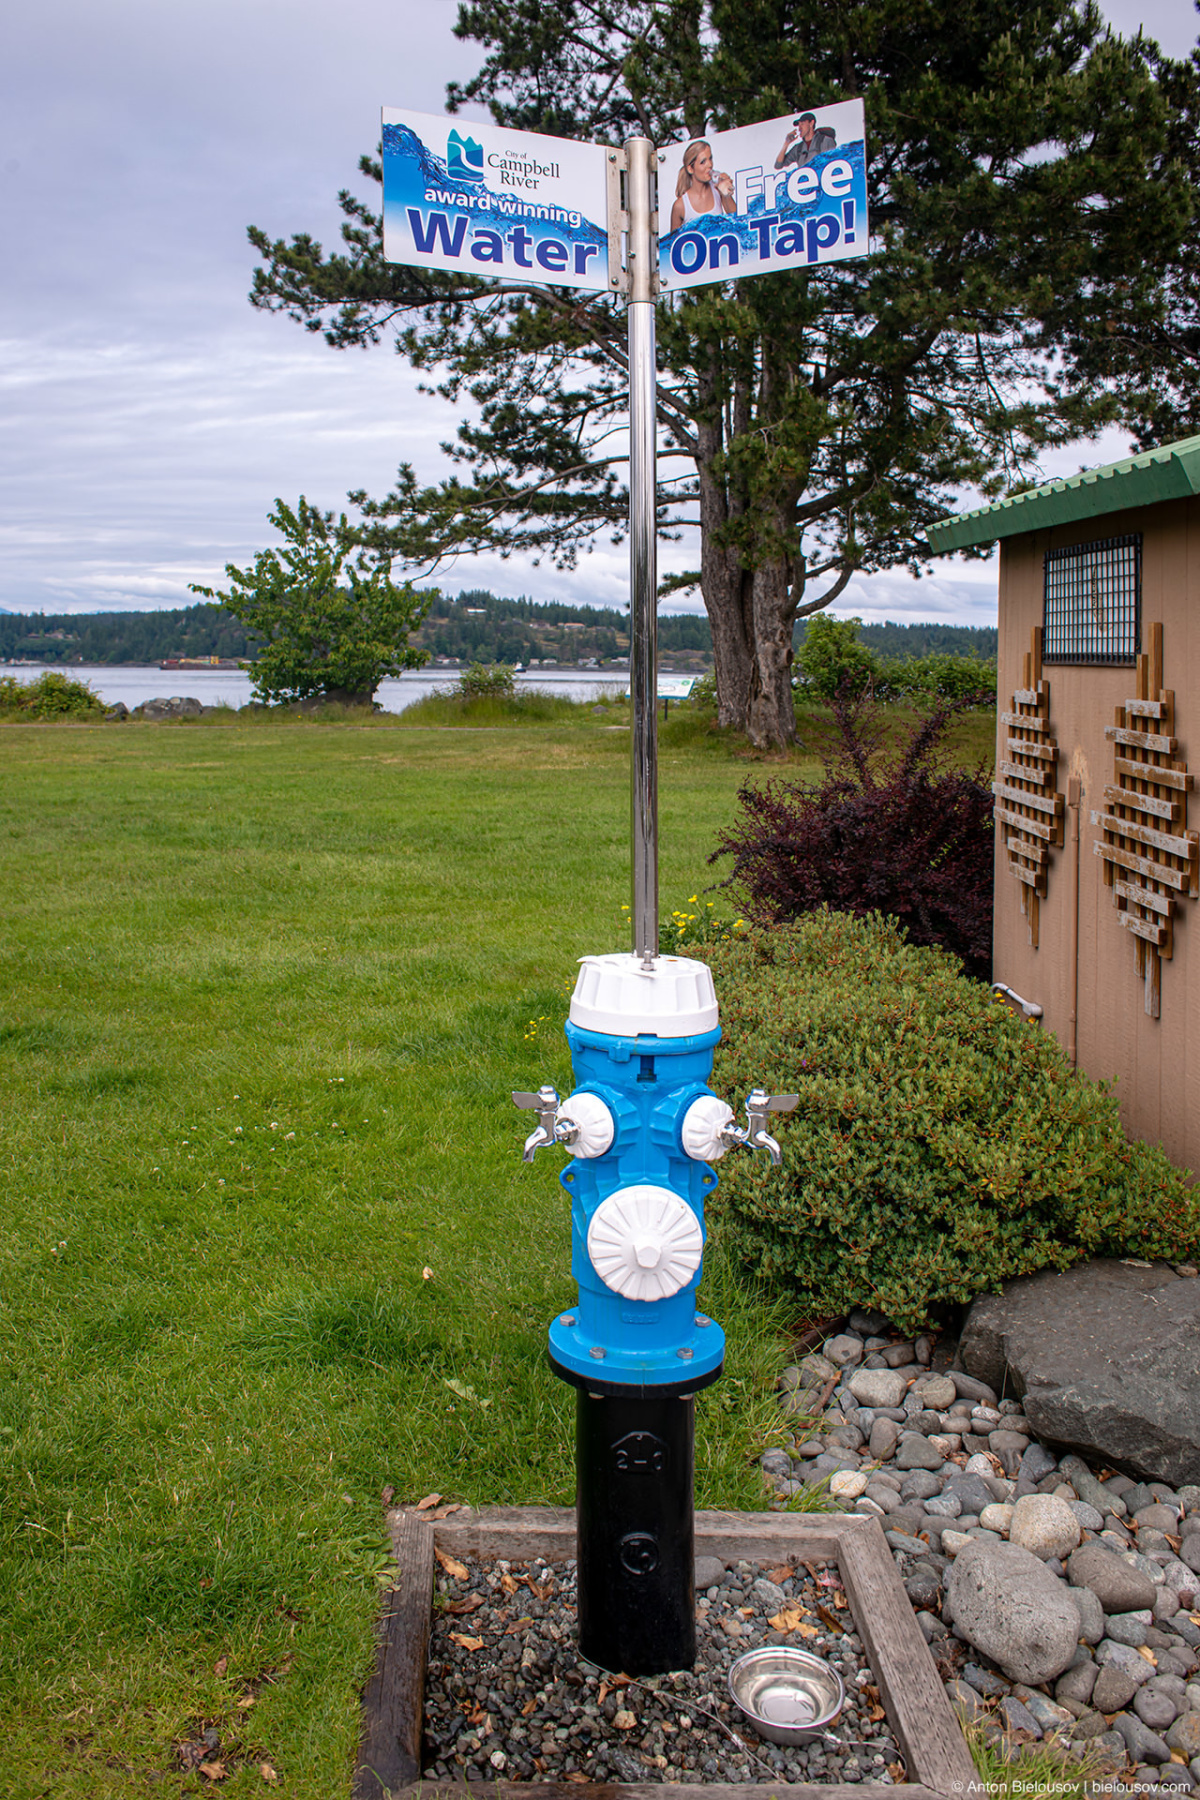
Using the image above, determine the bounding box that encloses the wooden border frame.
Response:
[354,1507,976,1800]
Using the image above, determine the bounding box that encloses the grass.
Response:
[0,697,997,1794]
[960,1716,1110,1796]
[0,706,830,1797]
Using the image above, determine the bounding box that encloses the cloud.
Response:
[0,0,1188,619]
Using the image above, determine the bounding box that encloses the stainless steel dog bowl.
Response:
[727,1646,846,1745]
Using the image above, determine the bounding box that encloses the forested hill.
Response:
[0,607,258,665]
[851,621,997,659]
[0,596,997,668]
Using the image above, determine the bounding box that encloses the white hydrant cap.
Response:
[569,952,719,1037]
[680,1092,736,1162]
[587,1184,704,1302]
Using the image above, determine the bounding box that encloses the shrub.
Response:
[876,651,998,706]
[705,912,1200,1333]
[688,671,717,714]
[794,614,880,702]
[0,671,105,720]
[457,661,516,699]
[712,689,994,978]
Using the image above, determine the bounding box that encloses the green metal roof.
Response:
[927,432,1200,553]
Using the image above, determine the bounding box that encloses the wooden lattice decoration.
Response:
[993,627,1064,948]
[1093,623,1199,1018]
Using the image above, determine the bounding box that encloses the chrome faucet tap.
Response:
[719,1088,799,1166]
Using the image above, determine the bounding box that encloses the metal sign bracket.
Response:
[605,146,630,294]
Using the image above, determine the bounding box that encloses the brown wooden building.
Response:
[928,434,1200,1175]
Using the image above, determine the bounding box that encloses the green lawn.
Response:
[0,712,824,1797]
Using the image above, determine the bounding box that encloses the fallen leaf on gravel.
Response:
[768,1608,804,1632]
[416,1492,443,1511]
[447,1594,485,1616]
[833,1592,847,1609]
[449,1633,483,1652]
[260,1764,278,1783]
[199,1762,226,1781]
[435,1547,469,1581]
[765,1563,794,1584]
[500,1572,519,1594]
[505,1616,533,1635]
[888,1763,906,1781]
[213,1655,228,1678]
[869,1705,886,1722]
[1138,1647,1157,1665]
[565,1772,590,1783]
[522,1698,538,1717]
[816,1603,843,1632]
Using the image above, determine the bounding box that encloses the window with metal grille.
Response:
[1043,533,1141,664]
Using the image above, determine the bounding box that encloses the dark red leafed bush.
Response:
[711,689,995,979]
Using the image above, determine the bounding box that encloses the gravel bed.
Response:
[764,1304,1200,1792]
[422,1553,903,1785]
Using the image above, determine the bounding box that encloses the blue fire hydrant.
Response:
[515,952,796,1673]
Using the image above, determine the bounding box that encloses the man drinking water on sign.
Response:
[775,111,836,170]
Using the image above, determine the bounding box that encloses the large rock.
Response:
[959,1261,1200,1486]
[135,695,204,719]
[1067,1542,1158,1613]
[1009,1493,1082,1560]
[848,1368,909,1410]
[943,1540,1082,1684]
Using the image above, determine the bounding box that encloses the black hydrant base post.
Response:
[575,1388,697,1675]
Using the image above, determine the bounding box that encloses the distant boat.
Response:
[159,657,244,670]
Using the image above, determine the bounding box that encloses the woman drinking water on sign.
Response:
[669,139,736,232]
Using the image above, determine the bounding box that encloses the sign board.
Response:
[382,107,612,291]
[658,101,868,291]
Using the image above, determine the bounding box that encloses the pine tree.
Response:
[247,0,1194,746]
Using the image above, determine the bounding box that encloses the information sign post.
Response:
[624,136,659,967]
[384,101,851,1677]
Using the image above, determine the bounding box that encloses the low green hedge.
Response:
[0,670,105,719]
[705,910,1199,1333]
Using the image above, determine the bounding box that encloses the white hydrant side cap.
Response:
[587,1184,704,1302]
[569,952,719,1037]
[556,1091,615,1159]
[680,1093,736,1162]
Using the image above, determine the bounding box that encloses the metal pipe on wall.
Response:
[626,135,658,968]
[1067,775,1082,1068]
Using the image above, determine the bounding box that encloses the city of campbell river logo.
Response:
[447,128,484,180]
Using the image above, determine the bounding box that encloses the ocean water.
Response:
[2,665,633,713]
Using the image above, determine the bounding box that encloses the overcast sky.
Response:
[1,1,1196,627]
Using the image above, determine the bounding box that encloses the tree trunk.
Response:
[320,685,375,708]
[744,558,797,750]
[698,461,753,732]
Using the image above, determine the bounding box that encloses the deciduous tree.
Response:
[191,497,432,707]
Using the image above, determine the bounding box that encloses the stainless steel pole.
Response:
[626,135,658,968]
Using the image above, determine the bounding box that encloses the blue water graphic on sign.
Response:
[660,138,868,288]
[383,121,608,280]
